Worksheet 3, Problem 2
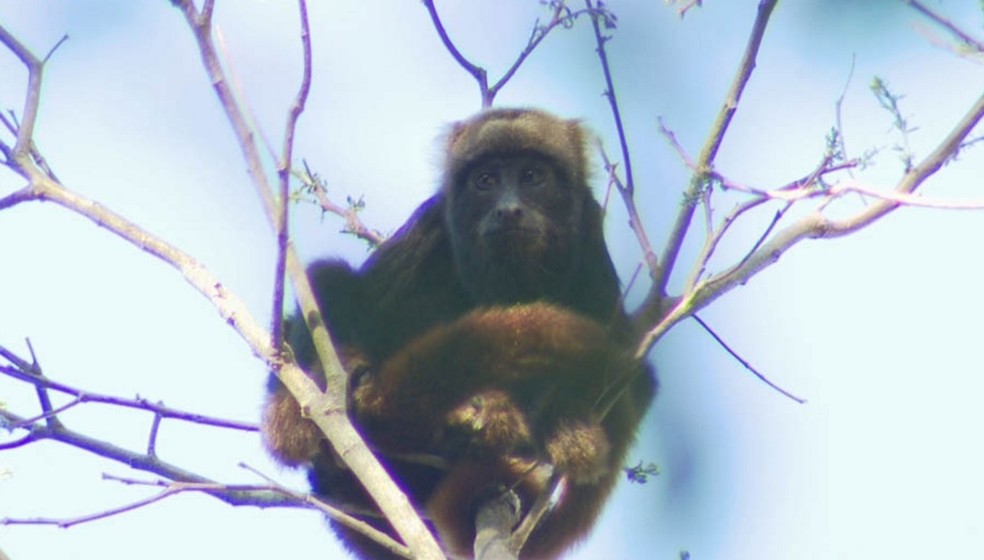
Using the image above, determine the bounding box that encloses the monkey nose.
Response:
[495,204,524,223]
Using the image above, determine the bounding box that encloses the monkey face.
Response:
[467,156,562,238]
[446,153,585,304]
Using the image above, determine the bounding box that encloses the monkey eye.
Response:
[520,166,547,186]
[471,170,498,190]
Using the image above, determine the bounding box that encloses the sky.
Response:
[2,1,984,559]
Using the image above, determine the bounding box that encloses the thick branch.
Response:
[474,491,520,560]
[169,3,442,557]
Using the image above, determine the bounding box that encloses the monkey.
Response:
[261,108,656,559]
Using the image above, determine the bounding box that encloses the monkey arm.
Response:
[352,303,634,466]
[261,259,370,465]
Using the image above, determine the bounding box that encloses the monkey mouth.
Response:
[483,223,545,241]
[483,231,548,259]
[481,221,539,236]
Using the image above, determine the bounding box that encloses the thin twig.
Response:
[237,463,412,558]
[299,161,386,247]
[489,5,599,105]
[726,177,984,210]
[668,0,703,18]
[423,0,595,107]
[0,363,257,432]
[421,0,487,100]
[903,0,984,52]
[586,0,633,195]
[4,470,401,554]
[41,33,69,64]
[509,473,561,554]
[598,145,658,274]
[272,0,313,348]
[834,54,857,178]
[586,0,659,290]
[22,339,63,429]
[0,408,291,508]
[692,314,806,404]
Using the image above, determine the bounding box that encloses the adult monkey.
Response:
[262,109,656,559]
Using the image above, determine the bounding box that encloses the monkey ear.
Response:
[445,119,470,149]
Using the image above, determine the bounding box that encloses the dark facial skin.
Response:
[468,155,559,237]
[446,154,584,304]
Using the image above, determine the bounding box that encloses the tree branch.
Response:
[0,23,42,165]
[645,0,779,317]
[586,1,659,287]
[0,407,292,508]
[272,0,313,348]
[903,0,984,53]
[0,349,257,433]
[169,3,442,556]
[0,7,443,557]
[636,86,984,357]
[423,0,598,108]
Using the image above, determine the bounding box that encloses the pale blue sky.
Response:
[2,1,984,559]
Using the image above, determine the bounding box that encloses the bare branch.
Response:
[0,23,43,167]
[636,86,984,357]
[3,466,406,555]
[586,1,634,196]
[692,314,806,403]
[0,407,290,508]
[489,4,598,104]
[824,91,984,232]
[0,14,438,557]
[5,483,182,528]
[586,0,660,297]
[238,463,413,558]
[421,0,488,102]
[41,33,69,63]
[649,0,779,305]
[667,0,703,18]
[423,0,599,107]
[598,145,658,278]
[167,4,443,557]
[2,175,278,359]
[474,490,520,560]
[903,0,984,52]
[298,161,387,247]
[723,177,984,210]
[0,359,256,433]
[272,0,314,347]
[0,381,409,556]
[834,55,857,178]
[508,472,560,554]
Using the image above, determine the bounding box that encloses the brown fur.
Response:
[260,108,656,559]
